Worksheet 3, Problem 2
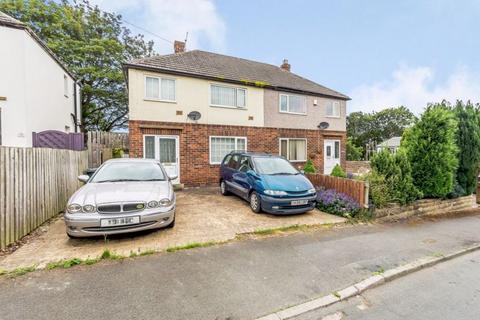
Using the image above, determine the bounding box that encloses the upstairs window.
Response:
[145,76,176,102]
[279,94,306,114]
[326,100,341,117]
[211,85,246,108]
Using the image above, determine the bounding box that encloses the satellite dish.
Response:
[318,122,329,130]
[187,111,201,121]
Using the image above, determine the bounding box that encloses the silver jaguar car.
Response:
[64,158,176,238]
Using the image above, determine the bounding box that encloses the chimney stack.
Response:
[174,40,186,54]
[280,59,291,72]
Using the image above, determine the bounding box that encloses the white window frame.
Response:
[279,94,307,115]
[279,138,307,162]
[326,100,341,118]
[209,136,247,165]
[209,83,247,109]
[144,75,177,103]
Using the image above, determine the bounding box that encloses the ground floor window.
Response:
[279,138,307,162]
[210,136,247,164]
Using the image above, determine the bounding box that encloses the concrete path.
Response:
[294,249,480,320]
[1,214,480,320]
[0,187,344,271]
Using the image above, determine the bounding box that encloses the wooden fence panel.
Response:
[87,131,128,168]
[0,147,87,249]
[306,173,369,208]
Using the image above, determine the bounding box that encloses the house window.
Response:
[279,138,307,162]
[326,100,340,117]
[210,136,247,164]
[210,85,246,108]
[279,94,306,114]
[64,75,68,97]
[145,76,176,102]
[144,136,156,159]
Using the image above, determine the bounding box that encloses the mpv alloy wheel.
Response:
[220,180,229,195]
[249,192,261,213]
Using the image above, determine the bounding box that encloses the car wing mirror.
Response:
[78,175,89,183]
[247,169,260,179]
[168,174,178,181]
[300,170,305,175]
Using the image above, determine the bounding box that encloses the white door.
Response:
[144,135,180,184]
[324,139,341,174]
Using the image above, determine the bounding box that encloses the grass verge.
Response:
[166,241,218,253]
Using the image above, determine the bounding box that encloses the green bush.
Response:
[303,159,316,173]
[453,101,480,196]
[401,103,459,198]
[331,164,347,178]
[359,171,393,208]
[346,137,363,161]
[370,149,422,205]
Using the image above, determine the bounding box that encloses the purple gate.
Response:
[32,130,84,151]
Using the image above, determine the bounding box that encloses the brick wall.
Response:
[129,120,346,186]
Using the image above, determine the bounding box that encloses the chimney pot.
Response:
[281,59,291,71]
[174,40,186,54]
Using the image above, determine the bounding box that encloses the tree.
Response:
[347,106,416,158]
[346,137,363,161]
[0,0,155,131]
[401,103,459,198]
[453,101,480,195]
[370,149,422,204]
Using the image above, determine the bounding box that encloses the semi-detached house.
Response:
[124,41,350,186]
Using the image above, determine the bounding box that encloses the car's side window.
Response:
[228,154,240,170]
[238,156,252,173]
[222,155,232,166]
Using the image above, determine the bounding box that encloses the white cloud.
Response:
[94,0,226,53]
[349,65,480,114]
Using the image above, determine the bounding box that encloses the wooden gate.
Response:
[87,131,129,168]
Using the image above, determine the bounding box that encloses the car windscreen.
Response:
[90,162,166,183]
[252,157,299,175]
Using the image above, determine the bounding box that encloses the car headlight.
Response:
[264,190,288,196]
[67,203,82,213]
[159,198,173,207]
[82,204,96,213]
[307,188,316,194]
[147,200,159,208]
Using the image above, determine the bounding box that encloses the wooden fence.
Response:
[87,131,129,168]
[0,147,88,249]
[306,173,369,208]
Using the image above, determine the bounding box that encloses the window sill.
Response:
[279,111,307,116]
[144,98,177,104]
[325,115,341,118]
[289,160,307,163]
[210,104,247,110]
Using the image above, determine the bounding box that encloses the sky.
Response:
[94,0,480,114]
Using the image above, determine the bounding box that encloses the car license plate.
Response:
[101,216,140,227]
[291,200,309,206]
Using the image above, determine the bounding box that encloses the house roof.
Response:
[124,50,350,100]
[379,136,401,148]
[0,11,78,81]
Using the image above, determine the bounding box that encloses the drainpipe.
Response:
[73,81,78,133]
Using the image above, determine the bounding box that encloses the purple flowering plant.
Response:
[316,188,361,217]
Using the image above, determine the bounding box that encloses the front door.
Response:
[324,139,341,174]
[144,135,180,184]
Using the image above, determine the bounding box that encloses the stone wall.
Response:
[346,161,370,175]
[375,195,477,221]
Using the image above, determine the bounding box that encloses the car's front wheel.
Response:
[220,180,229,196]
[249,191,262,213]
